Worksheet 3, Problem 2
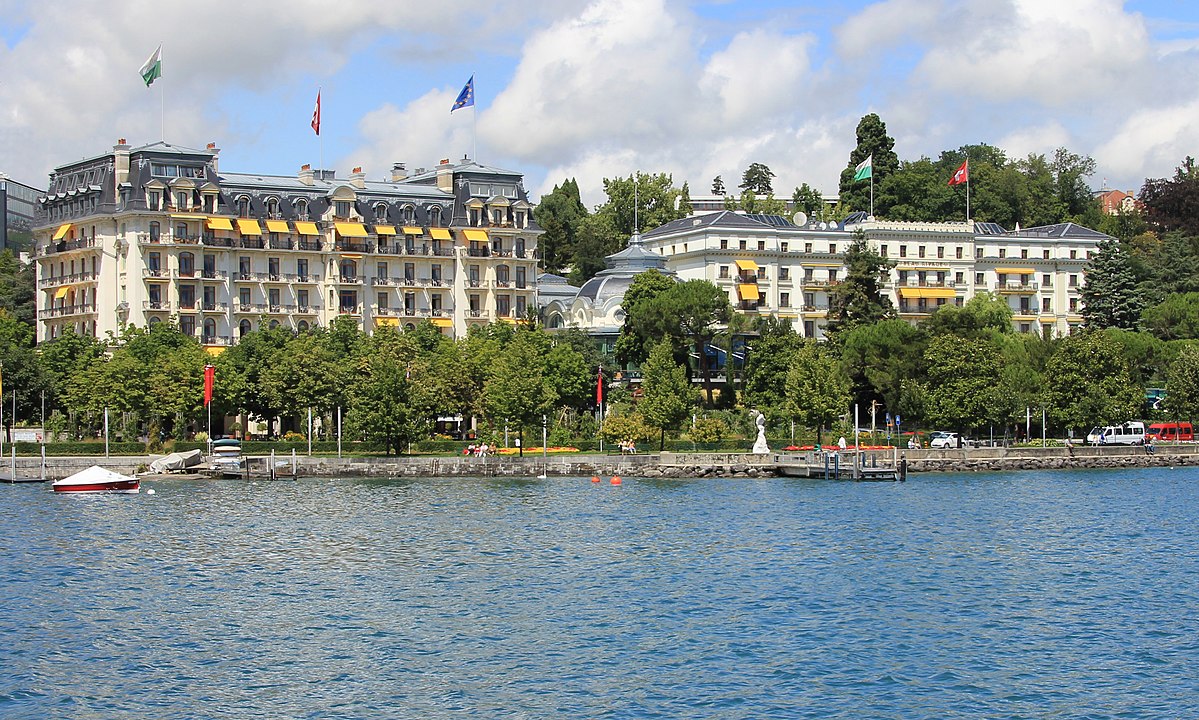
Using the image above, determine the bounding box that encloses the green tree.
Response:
[567,213,621,285]
[347,339,435,455]
[712,175,725,196]
[645,280,732,406]
[791,183,823,218]
[838,318,927,417]
[0,250,36,327]
[825,230,896,338]
[1044,331,1142,433]
[785,340,851,447]
[678,182,693,216]
[1082,237,1144,330]
[1142,293,1199,340]
[481,331,557,455]
[839,113,900,214]
[742,318,802,414]
[921,292,1013,337]
[37,328,104,412]
[740,163,775,195]
[535,179,588,275]
[1052,147,1100,220]
[597,172,685,238]
[0,308,46,428]
[638,340,696,449]
[544,340,592,413]
[1164,344,1199,421]
[919,335,1011,433]
[615,269,678,367]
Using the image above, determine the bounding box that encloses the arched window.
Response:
[239,319,252,337]
[175,223,187,240]
[266,197,279,218]
[236,196,250,218]
[404,323,415,332]
[295,198,309,220]
[297,320,309,332]
[149,316,162,326]
[179,252,195,277]
[375,203,388,222]
[203,318,216,342]
[429,207,442,227]
[149,221,160,242]
[269,319,280,330]
[340,259,357,280]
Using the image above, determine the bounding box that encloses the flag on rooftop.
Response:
[949,159,969,186]
[451,76,475,113]
[311,90,321,136]
[853,154,873,182]
[140,45,162,87]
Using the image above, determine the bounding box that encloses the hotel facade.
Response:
[548,210,1105,340]
[32,140,541,346]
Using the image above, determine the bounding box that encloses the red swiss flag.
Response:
[949,159,969,186]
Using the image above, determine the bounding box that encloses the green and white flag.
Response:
[853,154,873,182]
[140,45,162,87]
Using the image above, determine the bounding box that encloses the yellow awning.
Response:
[375,225,397,235]
[738,284,760,300]
[429,317,453,328]
[804,263,843,268]
[462,229,488,242]
[1040,318,1057,324]
[207,217,234,231]
[53,223,72,240]
[204,346,226,356]
[735,260,759,271]
[265,220,290,234]
[295,221,320,236]
[429,228,452,241]
[994,267,1035,275]
[335,222,369,238]
[170,213,208,220]
[54,286,70,299]
[374,317,400,327]
[923,288,957,298]
[402,226,423,235]
[237,219,263,235]
[339,254,362,259]
[497,317,518,324]
[896,266,950,272]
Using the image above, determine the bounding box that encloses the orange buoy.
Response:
[591,476,601,483]
[610,476,622,485]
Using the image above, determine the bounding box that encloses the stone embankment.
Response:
[6,445,1197,481]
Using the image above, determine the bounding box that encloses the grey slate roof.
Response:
[642,210,778,239]
[1008,222,1110,240]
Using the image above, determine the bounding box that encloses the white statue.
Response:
[752,410,770,455]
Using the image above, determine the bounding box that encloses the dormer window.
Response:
[402,205,415,224]
[515,210,526,228]
[429,207,442,227]
[266,197,279,219]
[148,190,161,211]
[335,200,351,218]
[469,208,481,226]
[295,198,309,220]
[175,191,188,210]
[375,203,388,222]
[237,196,250,218]
[491,209,504,225]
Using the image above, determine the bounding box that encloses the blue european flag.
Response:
[451,76,474,113]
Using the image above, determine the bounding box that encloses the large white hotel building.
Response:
[32,140,541,346]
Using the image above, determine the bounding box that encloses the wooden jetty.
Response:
[774,450,905,481]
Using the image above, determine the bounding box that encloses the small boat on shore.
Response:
[210,438,244,478]
[52,466,140,494]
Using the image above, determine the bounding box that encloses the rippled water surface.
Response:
[2,468,1198,718]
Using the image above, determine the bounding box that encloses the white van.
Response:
[1086,421,1146,445]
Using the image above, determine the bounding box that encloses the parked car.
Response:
[930,431,962,448]
[1146,422,1194,442]
[1085,421,1146,445]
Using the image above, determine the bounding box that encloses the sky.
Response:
[2,0,1199,209]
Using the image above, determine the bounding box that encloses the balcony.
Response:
[167,234,200,245]
[737,274,759,284]
[234,303,266,314]
[201,302,229,312]
[898,303,936,315]
[44,237,98,255]
[201,335,236,347]
[41,271,100,287]
[338,304,363,316]
[996,281,1039,293]
[234,272,255,282]
[738,301,763,312]
[293,274,319,284]
[143,301,168,312]
[202,236,237,248]
[38,303,98,318]
[240,238,266,250]
[432,246,454,257]
[335,241,372,253]
[898,278,956,288]
[803,278,841,288]
[177,301,199,312]
[295,305,317,315]
[297,240,323,251]
[200,269,227,280]
[269,238,294,250]
[371,277,396,286]
[143,268,167,279]
[467,248,491,257]
[467,278,482,288]
[801,303,830,312]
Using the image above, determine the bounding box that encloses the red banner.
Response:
[596,366,604,406]
[203,364,216,406]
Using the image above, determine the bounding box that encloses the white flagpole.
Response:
[966,160,971,221]
[870,173,874,218]
[160,45,165,142]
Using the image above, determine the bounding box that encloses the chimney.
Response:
[113,138,131,186]
[437,160,454,192]
[391,162,407,182]
[350,166,366,189]
[206,142,220,173]
[298,164,314,186]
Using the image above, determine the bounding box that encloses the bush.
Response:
[689,417,727,443]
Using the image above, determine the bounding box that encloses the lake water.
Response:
[2,468,1197,719]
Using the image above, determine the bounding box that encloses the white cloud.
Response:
[996,122,1072,160]
[1094,99,1199,181]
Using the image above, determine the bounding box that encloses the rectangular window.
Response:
[779,267,789,280]
[719,266,729,279]
[1042,298,1052,312]
[180,316,196,336]
[377,262,387,279]
[739,240,747,250]
[1021,249,1029,259]
[804,243,812,253]
[179,285,195,309]
[377,292,388,309]
[335,201,351,217]
[239,288,251,306]
[1070,249,1078,259]
[999,248,1007,258]
[955,272,963,283]
[829,244,837,254]
[339,290,357,311]
[434,264,445,284]
[268,288,280,307]
[1069,298,1078,311]
[803,320,815,337]
[956,247,963,259]
[1043,274,1052,286]
[758,240,766,251]
[516,296,526,316]
[268,257,280,279]
[918,246,926,258]
[297,259,309,280]
[1069,274,1078,287]
[514,266,525,288]
[1044,249,1051,259]
[780,292,790,307]
[720,239,728,249]
[975,272,984,285]
[405,292,416,312]
[431,293,443,312]
[298,289,309,308]
[496,295,510,316]
[899,245,907,258]
[780,242,788,253]
[404,263,415,282]
[937,246,945,259]
[880,245,888,257]
[239,256,251,279]
[148,285,161,305]
[828,270,838,282]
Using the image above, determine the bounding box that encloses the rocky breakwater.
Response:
[903,444,1199,473]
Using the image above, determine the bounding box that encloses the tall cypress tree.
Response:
[1082,237,1144,330]
[825,230,896,339]
[838,113,900,215]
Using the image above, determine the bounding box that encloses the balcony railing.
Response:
[143,300,168,311]
[335,241,372,253]
[297,240,323,251]
[38,303,98,318]
[201,302,229,312]
[997,281,1039,292]
[898,279,957,288]
[43,237,98,255]
[41,272,100,286]
[203,236,237,247]
[200,269,227,280]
